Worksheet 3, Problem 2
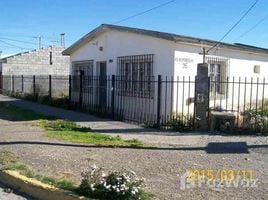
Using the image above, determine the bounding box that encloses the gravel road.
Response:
[0,119,267,200]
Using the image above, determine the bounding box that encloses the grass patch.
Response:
[40,119,144,147]
[0,102,145,147]
[0,151,76,191]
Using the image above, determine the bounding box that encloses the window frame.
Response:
[206,56,229,99]
[72,60,94,93]
[117,54,154,98]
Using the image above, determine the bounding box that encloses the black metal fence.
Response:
[1,75,69,99]
[1,74,267,133]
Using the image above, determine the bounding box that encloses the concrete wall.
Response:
[2,46,70,76]
[1,46,70,97]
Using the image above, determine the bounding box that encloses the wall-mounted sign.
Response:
[175,57,194,69]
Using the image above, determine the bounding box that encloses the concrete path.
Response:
[0,94,205,147]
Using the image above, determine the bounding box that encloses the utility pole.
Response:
[34,36,42,49]
[199,47,208,63]
[60,33,65,48]
[203,47,206,63]
[0,51,2,59]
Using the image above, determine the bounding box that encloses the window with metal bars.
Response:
[117,54,154,98]
[206,56,229,99]
[72,60,94,93]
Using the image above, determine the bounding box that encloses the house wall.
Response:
[70,30,175,77]
[70,30,176,120]
[69,29,268,122]
[173,44,268,115]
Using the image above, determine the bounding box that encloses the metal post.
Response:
[33,75,36,99]
[68,75,72,105]
[21,75,24,93]
[79,72,83,107]
[111,75,115,119]
[49,75,52,98]
[11,75,14,94]
[156,75,162,129]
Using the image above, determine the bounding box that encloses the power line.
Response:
[0,39,33,51]
[207,0,259,53]
[235,14,268,40]
[0,37,37,45]
[112,0,177,24]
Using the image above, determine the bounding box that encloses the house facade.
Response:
[63,24,268,124]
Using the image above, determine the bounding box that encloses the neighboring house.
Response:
[0,46,70,96]
[62,24,268,121]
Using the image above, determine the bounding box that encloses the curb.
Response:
[0,170,87,200]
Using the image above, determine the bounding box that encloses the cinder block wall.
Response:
[2,46,70,76]
[1,46,70,97]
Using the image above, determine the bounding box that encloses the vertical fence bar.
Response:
[243,77,247,128]
[237,77,241,127]
[33,75,36,99]
[11,75,14,94]
[21,75,24,93]
[255,78,259,132]
[156,75,162,129]
[111,75,115,119]
[49,75,52,98]
[68,75,72,104]
[79,73,83,107]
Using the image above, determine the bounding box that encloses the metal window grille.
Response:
[117,54,154,98]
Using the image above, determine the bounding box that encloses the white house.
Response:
[63,24,268,124]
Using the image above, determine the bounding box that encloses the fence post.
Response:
[33,75,36,99]
[68,75,72,105]
[21,75,24,93]
[111,75,115,119]
[49,75,52,98]
[79,72,84,107]
[11,75,14,94]
[156,75,162,128]
[195,63,209,131]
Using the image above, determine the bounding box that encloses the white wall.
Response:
[70,30,176,120]
[69,29,268,122]
[70,30,175,77]
[173,43,268,115]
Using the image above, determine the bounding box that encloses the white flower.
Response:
[101,172,106,177]
[91,164,97,169]
[130,170,136,175]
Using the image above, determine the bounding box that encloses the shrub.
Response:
[78,165,146,200]
[243,110,268,135]
[165,115,198,132]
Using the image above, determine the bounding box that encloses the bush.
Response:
[165,115,198,132]
[78,165,147,200]
[243,110,268,135]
